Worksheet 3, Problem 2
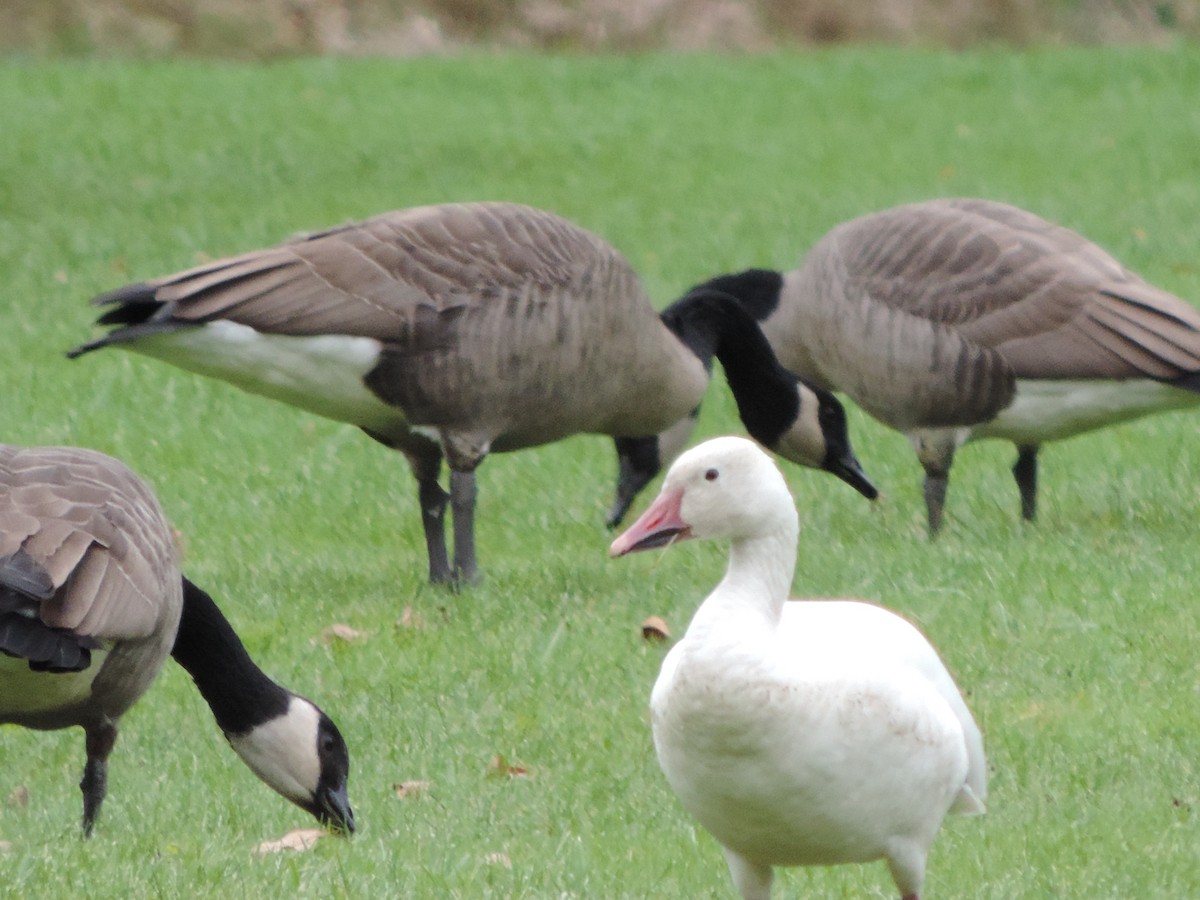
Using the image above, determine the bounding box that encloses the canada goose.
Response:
[692,198,1200,533]
[611,436,985,900]
[69,202,876,585]
[0,444,354,835]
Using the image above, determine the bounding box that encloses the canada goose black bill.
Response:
[692,198,1200,533]
[70,202,874,586]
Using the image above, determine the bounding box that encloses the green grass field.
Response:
[1,46,1198,897]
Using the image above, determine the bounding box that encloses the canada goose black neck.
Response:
[172,578,289,735]
[689,269,785,323]
[661,289,799,448]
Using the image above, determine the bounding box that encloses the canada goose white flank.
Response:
[692,198,1200,533]
[0,444,354,835]
[611,436,985,899]
[69,202,876,585]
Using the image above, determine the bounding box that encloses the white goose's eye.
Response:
[704,468,719,482]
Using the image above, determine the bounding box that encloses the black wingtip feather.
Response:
[0,550,56,600]
[0,612,96,673]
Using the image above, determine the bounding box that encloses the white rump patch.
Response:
[978,379,1198,444]
[228,696,321,804]
[134,322,401,431]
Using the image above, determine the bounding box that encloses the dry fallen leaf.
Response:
[8,786,28,809]
[396,606,425,630]
[0,840,12,853]
[486,754,528,779]
[393,780,432,799]
[484,851,512,868]
[641,615,671,642]
[253,828,327,856]
[314,623,370,646]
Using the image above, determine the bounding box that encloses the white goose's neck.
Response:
[688,525,797,640]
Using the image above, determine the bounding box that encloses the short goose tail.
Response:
[67,282,180,358]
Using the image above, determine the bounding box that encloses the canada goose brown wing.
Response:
[0,446,176,644]
[797,218,1016,429]
[95,203,616,342]
[829,198,1200,382]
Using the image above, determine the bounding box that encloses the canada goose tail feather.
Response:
[67,319,195,358]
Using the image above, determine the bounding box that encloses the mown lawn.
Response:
[0,45,1197,897]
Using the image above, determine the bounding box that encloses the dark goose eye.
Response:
[705,468,719,482]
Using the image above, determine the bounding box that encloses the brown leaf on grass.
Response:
[253,828,327,856]
[396,605,425,630]
[314,623,370,646]
[0,840,12,853]
[641,615,671,642]
[8,786,28,809]
[393,780,433,799]
[486,754,528,779]
[53,270,69,284]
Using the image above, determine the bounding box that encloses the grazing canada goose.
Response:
[0,444,354,835]
[69,202,876,585]
[610,436,986,900]
[692,198,1200,533]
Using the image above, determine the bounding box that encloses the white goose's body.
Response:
[612,437,984,899]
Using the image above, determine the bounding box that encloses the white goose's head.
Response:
[610,436,798,556]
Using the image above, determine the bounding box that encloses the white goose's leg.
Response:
[885,840,927,900]
[722,847,773,900]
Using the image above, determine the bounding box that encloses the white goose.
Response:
[610,436,986,900]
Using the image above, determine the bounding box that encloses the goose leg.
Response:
[911,430,959,537]
[1013,444,1039,522]
[923,468,950,536]
[406,451,454,585]
[80,720,117,837]
[608,436,661,528]
[722,847,773,900]
[885,842,927,900]
[449,469,479,586]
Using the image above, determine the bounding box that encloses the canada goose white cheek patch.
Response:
[228,697,322,804]
[133,322,400,430]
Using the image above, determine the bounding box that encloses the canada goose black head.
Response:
[226,695,354,832]
[657,288,878,504]
[174,579,355,834]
